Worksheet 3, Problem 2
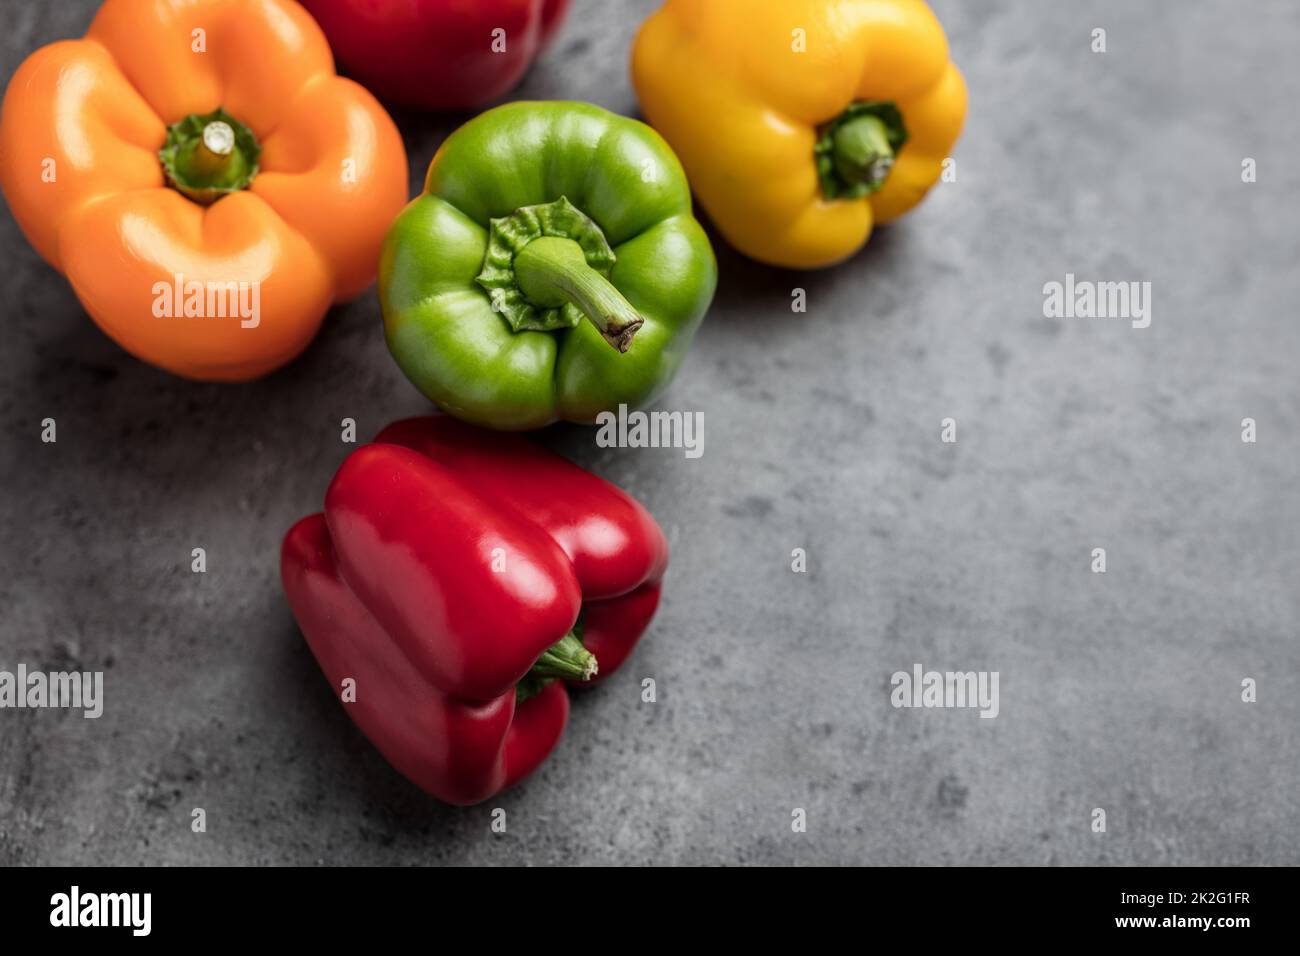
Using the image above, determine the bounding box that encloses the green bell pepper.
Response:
[379,101,717,430]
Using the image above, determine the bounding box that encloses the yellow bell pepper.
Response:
[632,0,966,269]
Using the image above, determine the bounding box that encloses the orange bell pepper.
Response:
[0,0,408,381]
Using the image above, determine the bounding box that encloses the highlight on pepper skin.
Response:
[280,416,669,806]
[631,0,967,269]
[0,0,409,382]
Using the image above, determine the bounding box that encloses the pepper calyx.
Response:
[477,197,644,352]
[159,108,261,205]
[814,101,909,200]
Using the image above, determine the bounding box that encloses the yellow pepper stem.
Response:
[814,101,909,200]
[832,115,895,192]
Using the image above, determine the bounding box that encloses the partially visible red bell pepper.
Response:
[299,0,571,110]
[280,416,667,805]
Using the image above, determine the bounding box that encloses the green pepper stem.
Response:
[528,630,598,682]
[512,236,644,352]
[832,114,896,193]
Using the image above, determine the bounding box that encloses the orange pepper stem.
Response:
[190,121,236,174]
[159,108,262,206]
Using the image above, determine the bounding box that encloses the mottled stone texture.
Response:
[1,0,1296,865]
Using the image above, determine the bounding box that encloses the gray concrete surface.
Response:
[1,0,1297,866]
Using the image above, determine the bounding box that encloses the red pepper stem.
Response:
[528,629,598,682]
[513,236,644,353]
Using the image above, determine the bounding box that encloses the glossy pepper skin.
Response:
[0,0,408,381]
[632,0,966,269]
[301,0,571,111]
[281,416,668,805]
[380,100,717,431]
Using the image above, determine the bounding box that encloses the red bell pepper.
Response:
[299,0,571,110]
[280,416,667,805]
